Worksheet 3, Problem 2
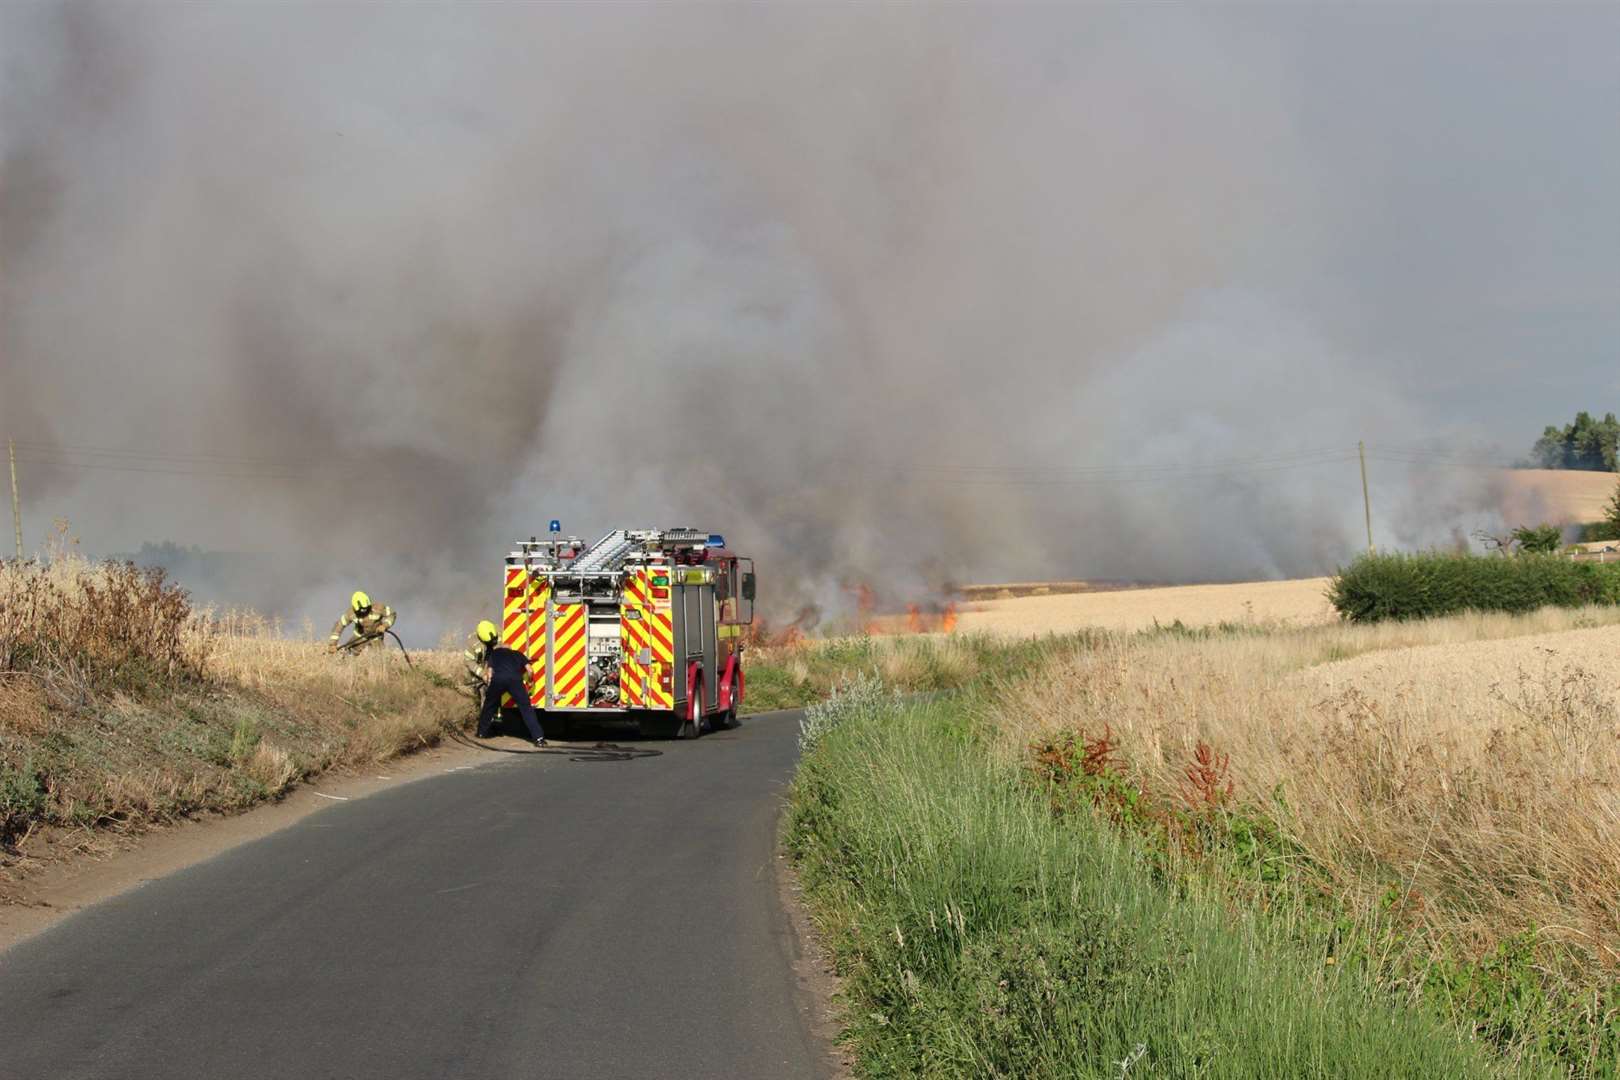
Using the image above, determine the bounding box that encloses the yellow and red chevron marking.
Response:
[551,603,588,708]
[501,568,547,708]
[644,604,674,710]
[619,569,649,708]
[501,569,527,707]
[620,623,646,707]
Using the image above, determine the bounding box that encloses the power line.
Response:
[11,439,331,468]
[12,454,312,481]
[837,446,1360,482]
[9,438,1539,486]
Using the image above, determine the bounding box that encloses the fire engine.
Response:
[499,528,755,739]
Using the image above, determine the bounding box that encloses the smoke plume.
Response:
[4,3,1618,640]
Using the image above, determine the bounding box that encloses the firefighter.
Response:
[328,590,397,653]
[462,619,499,698]
[476,640,545,746]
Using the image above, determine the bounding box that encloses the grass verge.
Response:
[0,556,470,861]
[785,682,1522,1078]
[742,632,1065,714]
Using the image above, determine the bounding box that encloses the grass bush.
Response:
[1329,551,1620,622]
[787,694,1520,1078]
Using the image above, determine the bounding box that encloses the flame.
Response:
[747,604,820,648]
[846,581,880,635]
[844,587,962,636]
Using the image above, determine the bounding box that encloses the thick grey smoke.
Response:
[4,3,1618,639]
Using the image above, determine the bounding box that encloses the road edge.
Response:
[776,806,856,1080]
[0,735,534,953]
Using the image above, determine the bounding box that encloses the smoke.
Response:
[4,3,1617,640]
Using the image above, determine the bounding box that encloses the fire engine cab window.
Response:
[715,568,731,602]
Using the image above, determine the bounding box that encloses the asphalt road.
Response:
[0,710,832,1080]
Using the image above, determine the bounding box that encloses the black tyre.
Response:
[678,678,705,739]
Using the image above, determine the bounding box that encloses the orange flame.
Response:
[906,604,923,633]
[941,602,959,633]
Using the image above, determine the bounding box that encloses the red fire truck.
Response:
[499,528,755,739]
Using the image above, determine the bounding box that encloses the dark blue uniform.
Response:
[476,646,544,743]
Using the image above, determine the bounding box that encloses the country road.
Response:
[0,710,835,1080]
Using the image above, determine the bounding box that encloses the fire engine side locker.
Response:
[671,578,719,714]
[543,594,594,711]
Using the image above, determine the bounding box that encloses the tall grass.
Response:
[989,611,1620,1072]
[787,688,1519,1078]
[743,632,1062,714]
[0,555,468,851]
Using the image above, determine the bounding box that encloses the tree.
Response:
[1510,524,1564,554]
[1524,411,1620,471]
[1530,425,1568,468]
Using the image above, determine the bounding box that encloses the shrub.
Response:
[1329,551,1620,622]
[0,759,46,844]
[0,556,212,696]
[1574,522,1620,543]
[1511,524,1564,554]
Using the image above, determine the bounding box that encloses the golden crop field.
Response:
[955,576,1336,636]
[1495,467,1616,524]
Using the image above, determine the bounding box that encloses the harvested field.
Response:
[956,576,1335,636]
[1302,619,1620,697]
[1495,467,1616,525]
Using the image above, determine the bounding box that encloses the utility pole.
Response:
[8,438,22,559]
[1358,440,1373,552]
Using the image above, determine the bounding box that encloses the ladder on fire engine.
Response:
[570,530,637,574]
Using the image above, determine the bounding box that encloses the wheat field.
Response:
[1494,467,1616,525]
[956,576,1337,637]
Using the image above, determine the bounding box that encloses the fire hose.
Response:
[335,628,414,668]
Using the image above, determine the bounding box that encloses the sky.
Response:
[2,2,1617,639]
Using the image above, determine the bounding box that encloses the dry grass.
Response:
[207,612,467,764]
[957,576,1336,637]
[743,633,1034,713]
[991,605,1620,1003]
[0,555,471,853]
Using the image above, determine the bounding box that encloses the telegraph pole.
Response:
[8,438,22,558]
[1359,440,1373,552]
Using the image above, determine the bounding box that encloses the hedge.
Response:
[1329,551,1620,622]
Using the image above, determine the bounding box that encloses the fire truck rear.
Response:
[499,529,756,738]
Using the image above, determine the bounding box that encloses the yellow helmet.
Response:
[476,619,498,644]
[351,590,371,613]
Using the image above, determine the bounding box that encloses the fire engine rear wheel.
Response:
[679,675,706,739]
[714,667,742,729]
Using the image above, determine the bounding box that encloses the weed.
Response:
[788,697,1515,1078]
[0,759,46,845]
[228,716,260,766]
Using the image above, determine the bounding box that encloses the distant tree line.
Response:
[1527,411,1620,471]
